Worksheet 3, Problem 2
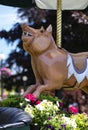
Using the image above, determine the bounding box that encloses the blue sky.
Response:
[0,5,19,30]
[0,5,27,59]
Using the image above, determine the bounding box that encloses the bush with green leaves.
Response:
[39,94,61,102]
[0,94,61,109]
[0,95,27,108]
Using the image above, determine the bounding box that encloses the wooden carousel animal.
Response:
[21,24,88,98]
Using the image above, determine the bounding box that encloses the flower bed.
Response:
[0,94,88,129]
[23,94,88,130]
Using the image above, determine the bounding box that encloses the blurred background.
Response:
[0,1,88,113]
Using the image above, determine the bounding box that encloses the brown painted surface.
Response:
[21,24,88,98]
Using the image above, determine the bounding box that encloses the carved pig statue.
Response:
[22,24,88,98]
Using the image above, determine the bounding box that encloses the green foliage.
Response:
[0,94,61,109]
[39,94,61,102]
[0,94,27,108]
[71,114,88,130]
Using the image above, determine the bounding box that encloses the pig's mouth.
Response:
[22,31,33,37]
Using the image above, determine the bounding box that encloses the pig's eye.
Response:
[22,31,33,36]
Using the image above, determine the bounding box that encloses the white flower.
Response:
[56,101,60,107]
[35,100,51,111]
[35,100,58,113]
[53,104,58,111]
[35,103,45,111]
[61,116,77,129]
[25,104,34,118]
[19,102,24,107]
[25,98,30,102]
[70,119,77,129]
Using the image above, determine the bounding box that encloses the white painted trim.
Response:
[67,54,88,83]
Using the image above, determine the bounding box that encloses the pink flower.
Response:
[24,94,41,105]
[59,102,63,107]
[68,105,78,114]
[0,67,11,76]
[35,100,41,105]
[25,94,37,102]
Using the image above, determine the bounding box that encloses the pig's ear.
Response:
[46,24,52,33]
[40,26,45,32]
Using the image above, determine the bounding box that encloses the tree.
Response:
[62,8,88,52]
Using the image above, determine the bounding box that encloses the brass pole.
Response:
[57,0,62,47]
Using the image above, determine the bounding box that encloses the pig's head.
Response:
[21,24,56,55]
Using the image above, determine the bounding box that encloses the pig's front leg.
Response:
[32,80,63,98]
[32,84,50,98]
[22,84,38,97]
